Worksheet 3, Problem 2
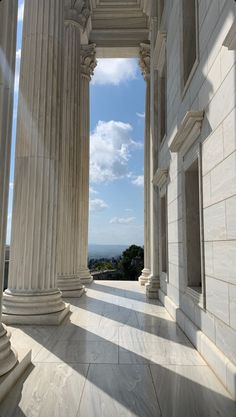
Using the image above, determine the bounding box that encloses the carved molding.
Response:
[153,168,168,188]
[139,43,150,80]
[169,111,204,153]
[64,0,91,30]
[223,20,236,50]
[153,31,167,72]
[80,43,97,79]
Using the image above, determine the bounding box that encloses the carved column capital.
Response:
[80,43,97,79]
[139,43,151,81]
[64,0,91,30]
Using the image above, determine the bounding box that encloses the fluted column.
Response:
[139,43,151,286]
[56,1,90,297]
[78,44,96,285]
[146,18,160,298]
[3,0,69,325]
[0,0,18,375]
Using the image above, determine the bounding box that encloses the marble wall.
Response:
[153,0,236,396]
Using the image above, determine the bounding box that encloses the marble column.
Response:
[78,44,96,285]
[139,43,151,286]
[0,0,18,375]
[146,19,160,298]
[3,0,69,325]
[56,1,90,297]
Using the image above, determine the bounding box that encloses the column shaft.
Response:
[0,0,18,374]
[139,43,151,285]
[146,18,160,299]
[78,44,96,284]
[56,18,85,297]
[146,70,160,298]
[3,0,69,324]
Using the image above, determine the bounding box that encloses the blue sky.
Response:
[7,0,145,247]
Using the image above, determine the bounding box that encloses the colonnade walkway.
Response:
[0,281,235,417]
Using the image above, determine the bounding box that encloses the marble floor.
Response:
[0,280,235,417]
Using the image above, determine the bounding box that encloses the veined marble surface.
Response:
[0,280,235,417]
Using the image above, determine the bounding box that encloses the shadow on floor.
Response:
[0,281,235,417]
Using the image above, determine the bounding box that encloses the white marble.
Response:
[77,44,96,285]
[78,364,161,417]
[56,3,91,297]
[2,0,68,324]
[226,195,236,240]
[0,363,89,417]
[0,281,235,415]
[206,276,230,324]
[0,0,19,377]
[150,364,236,417]
[34,339,118,364]
[139,43,151,286]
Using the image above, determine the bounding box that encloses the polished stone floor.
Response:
[0,280,235,417]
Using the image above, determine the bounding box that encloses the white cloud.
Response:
[125,208,134,213]
[132,175,144,187]
[90,120,141,184]
[136,112,145,119]
[16,49,21,60]
[92,58,138,86]
[109,217,136,225]
[6,213,12,245]
[90,198,108,212]
[18,2,24,22]
[89,187,99,195]
[9,182,14,190]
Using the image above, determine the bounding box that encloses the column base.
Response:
[0,325,18,377]
[2,304,70,326]
[78,268,93,285]
[0,348,31,403]
[2,289,70,325]
[138,268,151,286]
[57,275,85,298]
[145,275,160,299]
[60,289,85,298]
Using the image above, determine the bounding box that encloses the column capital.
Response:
[64,0,91,30]
[139,42,151,81]
[80,43,97,79]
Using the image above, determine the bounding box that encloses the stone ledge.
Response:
[0,348,31,403]
[159,289,236,400]
[2,304,70,326]
[169,111,204,153]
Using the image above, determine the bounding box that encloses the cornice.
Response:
[223,20,236,50]
[80,43,97,79]
[139,42,150,80]
[153,30,167,72]
[153,168,168,188]
[169,111,204,153]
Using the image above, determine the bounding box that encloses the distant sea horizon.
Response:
[5,243,143,260]
[88,244,142,259]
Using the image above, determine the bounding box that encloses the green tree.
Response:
[119,245,144,280]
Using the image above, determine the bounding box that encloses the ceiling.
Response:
[89,0,152,58]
